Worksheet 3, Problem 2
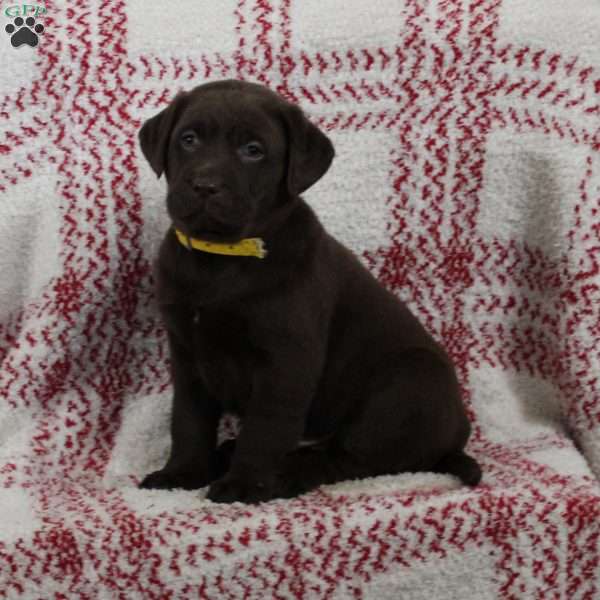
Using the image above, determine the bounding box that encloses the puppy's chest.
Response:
[191,308,251,357]
[190,308,261,409]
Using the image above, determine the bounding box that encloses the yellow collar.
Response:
[174,228,267,259]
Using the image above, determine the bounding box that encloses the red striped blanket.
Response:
[1,1,599,597]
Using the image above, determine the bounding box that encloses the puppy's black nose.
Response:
[192,178,220,197]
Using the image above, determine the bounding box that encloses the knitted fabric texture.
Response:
[0,1,599,598]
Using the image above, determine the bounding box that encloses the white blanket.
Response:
[1,1,599,597]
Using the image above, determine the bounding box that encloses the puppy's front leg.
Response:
[207,355,313,504]
[140,331,221,490]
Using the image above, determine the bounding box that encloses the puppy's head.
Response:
[139,80,334,241]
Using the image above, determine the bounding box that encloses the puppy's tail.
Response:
[434,450,482,486]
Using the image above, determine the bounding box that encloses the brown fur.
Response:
[138,80,481,503]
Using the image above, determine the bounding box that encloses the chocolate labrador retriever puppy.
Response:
[138,79,481,503]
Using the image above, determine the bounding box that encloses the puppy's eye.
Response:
[180,131,200,150]
[239,141,265,161]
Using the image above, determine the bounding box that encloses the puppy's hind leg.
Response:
[308,350,479,489]
[275,443,372,499]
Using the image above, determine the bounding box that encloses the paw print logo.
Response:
[5,16,45,48]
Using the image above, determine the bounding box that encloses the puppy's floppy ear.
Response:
[282,104,335,196]
[138,92,188,178]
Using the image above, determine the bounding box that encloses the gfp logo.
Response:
[4,4,46,17]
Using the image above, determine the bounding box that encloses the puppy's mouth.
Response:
[167,192,254,243]
[172,218,246,244]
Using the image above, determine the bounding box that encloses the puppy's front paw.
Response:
[139,468,210,491]
[207,473,274,504]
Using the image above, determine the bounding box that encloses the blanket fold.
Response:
[0,1,598,597]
